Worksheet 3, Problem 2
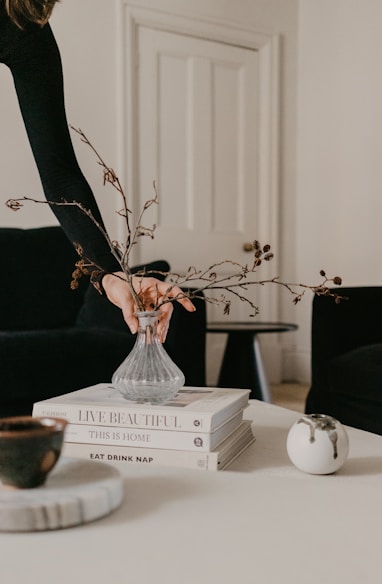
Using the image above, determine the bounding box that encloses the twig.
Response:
[5,127,344,315]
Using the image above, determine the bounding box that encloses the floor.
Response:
[269,382,310,413]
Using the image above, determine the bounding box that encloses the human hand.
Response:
[101,272,196,342]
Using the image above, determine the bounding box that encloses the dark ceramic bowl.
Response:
[0,416,68,489]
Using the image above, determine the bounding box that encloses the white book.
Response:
[64,410,243,452]
[33,384,250,433]
[63,421,255,471]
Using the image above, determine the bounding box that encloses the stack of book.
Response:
[32,384,255,471]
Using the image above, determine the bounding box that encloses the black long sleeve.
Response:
[0,5,121,274]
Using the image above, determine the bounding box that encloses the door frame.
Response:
[117,2,280,290]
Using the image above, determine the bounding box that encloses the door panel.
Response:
[135,26,275,321]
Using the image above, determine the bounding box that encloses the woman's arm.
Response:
[1,12,195,336]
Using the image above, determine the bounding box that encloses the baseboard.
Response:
[282,350,311,384]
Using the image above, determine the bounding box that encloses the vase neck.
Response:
[135,311,161,344]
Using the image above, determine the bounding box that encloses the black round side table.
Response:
[207,322,298,402]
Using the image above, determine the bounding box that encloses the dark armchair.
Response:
[305,286,382,435]
[0,226,206,417]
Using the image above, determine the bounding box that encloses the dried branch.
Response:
[6,127,344,315]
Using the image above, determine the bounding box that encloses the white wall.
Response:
[295,0,382,381]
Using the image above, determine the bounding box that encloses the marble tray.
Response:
[0,457,124,532]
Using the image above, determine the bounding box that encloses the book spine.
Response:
[32,397,248,433]
[33,403,212,432]
[63,411,242,452]
[63,442,219,471]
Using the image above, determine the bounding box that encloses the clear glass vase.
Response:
[112,310,185,403]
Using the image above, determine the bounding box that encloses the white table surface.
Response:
[2,400,382,584]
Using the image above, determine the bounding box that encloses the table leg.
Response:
[217,332,272,402]
[252,336,272,403]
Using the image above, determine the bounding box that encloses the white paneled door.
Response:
[124,8,279,321]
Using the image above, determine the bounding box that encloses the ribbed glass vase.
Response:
[112,310,185,403]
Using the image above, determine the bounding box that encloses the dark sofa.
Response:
[0,226,206,416]
[305,286,382,435]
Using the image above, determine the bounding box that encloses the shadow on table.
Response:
[228,424,291,473]
[337,457,382,477]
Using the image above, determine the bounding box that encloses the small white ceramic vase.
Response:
[286,413,349,475]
